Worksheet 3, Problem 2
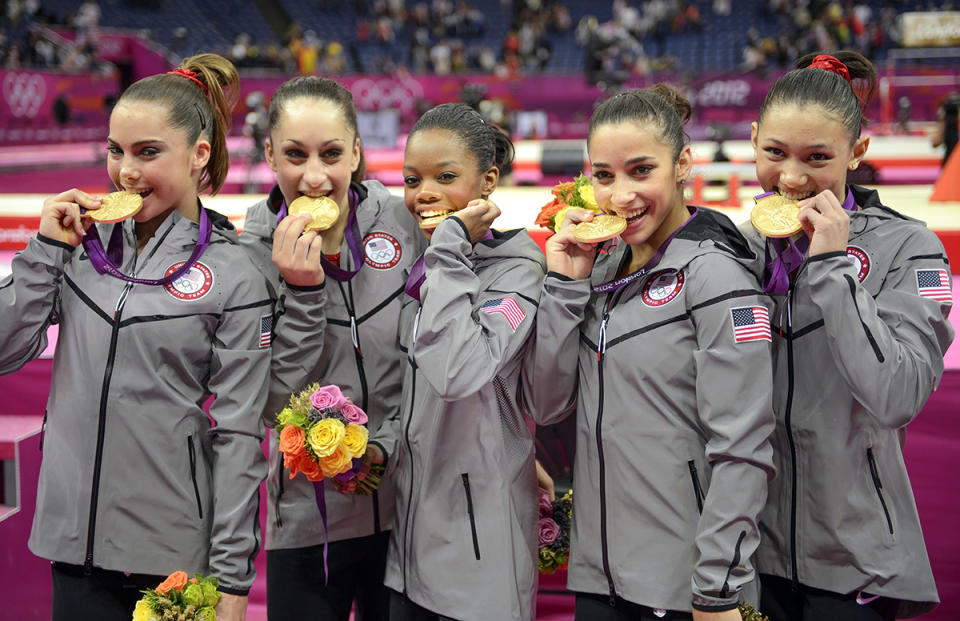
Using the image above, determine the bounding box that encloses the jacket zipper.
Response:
[596,292,617,605]
[783,285,801,587]
[687,460,705,514]
[84,281,133,573]
[461,473,481,560]
[187,435,204,519]
[401,307,421,595]
[866,448,894,535]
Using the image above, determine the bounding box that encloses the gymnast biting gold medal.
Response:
[87,191,143,223]
[289,195,340,232]
[751,192,802,238]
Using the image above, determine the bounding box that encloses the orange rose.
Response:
[155,570,189,594]
[298,454,324,481]
[319,445,354,477]
[284,449,302,479]
[279,425,306,456]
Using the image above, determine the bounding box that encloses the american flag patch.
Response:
[259,314,273,348]
[479,297,525,332]
[916,269,952,302]
[730,306,771,343]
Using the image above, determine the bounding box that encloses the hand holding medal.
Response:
[39,188,105,247]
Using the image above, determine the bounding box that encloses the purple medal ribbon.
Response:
[591,208,697,294]
[81,207,211,285]
[277,188,363,282]
[404,227,494,302]
[312,481,331,584]
[762,189,857,294]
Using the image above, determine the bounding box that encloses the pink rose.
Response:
[538,517,559,546]
[339,401,368,425]
[538,487,553,518]
[310,385,346,411]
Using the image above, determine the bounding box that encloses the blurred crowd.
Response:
[3,0,959,79]
[1,0,106,72]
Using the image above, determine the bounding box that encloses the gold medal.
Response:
[418,212,454,230]
[751,193,802,238]
[289,195,340,232]
[88,191,143,223]
[573,214,627,244]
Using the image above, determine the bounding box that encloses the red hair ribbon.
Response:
[167,67,209,94]
[809,54,851,84]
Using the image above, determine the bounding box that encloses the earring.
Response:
[849,162,859,170]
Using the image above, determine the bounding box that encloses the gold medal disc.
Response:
[573,214,628,244]
[289,195,340,232]
[418,212,453,230]
[751,193,802,238]
[88,191,143,223]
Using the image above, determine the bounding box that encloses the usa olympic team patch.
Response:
[363,232,402,269]
[641,269,684,307]
[845,246,870,283]
[164,261,213,300]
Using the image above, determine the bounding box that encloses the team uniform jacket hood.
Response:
[0,208,272,593]
[740,185,954,617]
[523,207,776,613]
[240,180,424,549]
[384,217,546,621]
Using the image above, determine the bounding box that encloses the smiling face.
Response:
[265,96,361,213]
[402,128,497,240]
[752,103,869,203]
[107,101,210,222]
[588,120,691,251]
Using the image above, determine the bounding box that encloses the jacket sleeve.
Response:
[204,267,273,594]
[261,282,328,425]
[0,235,72,374]
[687,256,776,612]
[804,228,954,429]
[412,218,545,400]
[518,272,590,426]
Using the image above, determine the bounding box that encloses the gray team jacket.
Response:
[0,209,272,594]
[383,218,546,621]
[741,185,954,617]
[523,207,776,613]
[240,181,424,549]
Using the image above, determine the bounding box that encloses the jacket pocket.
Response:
[461,473,481,560]
[38,410,47,452]
[866,448,893,535]
[688,460,705,514]
[187,435,204,520]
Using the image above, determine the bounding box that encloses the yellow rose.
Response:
[553,206,571,233]
[133,599,159,621]
[578,183,599,210]
[319,445,354,476]
[307,418,345,457]
[342,423,369,459]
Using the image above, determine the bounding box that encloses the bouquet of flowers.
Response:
[132,571,220,621]
[534,173,603,233]
[537,487,573,574]
[276,383,382,493]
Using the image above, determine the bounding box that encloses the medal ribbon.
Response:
[277,187,363,282]
[81,207,211,286]
[591,208,697,294]
[311,482,330,585]
[762,189,857,294]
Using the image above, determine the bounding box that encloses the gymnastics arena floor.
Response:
[1,171,959,619]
